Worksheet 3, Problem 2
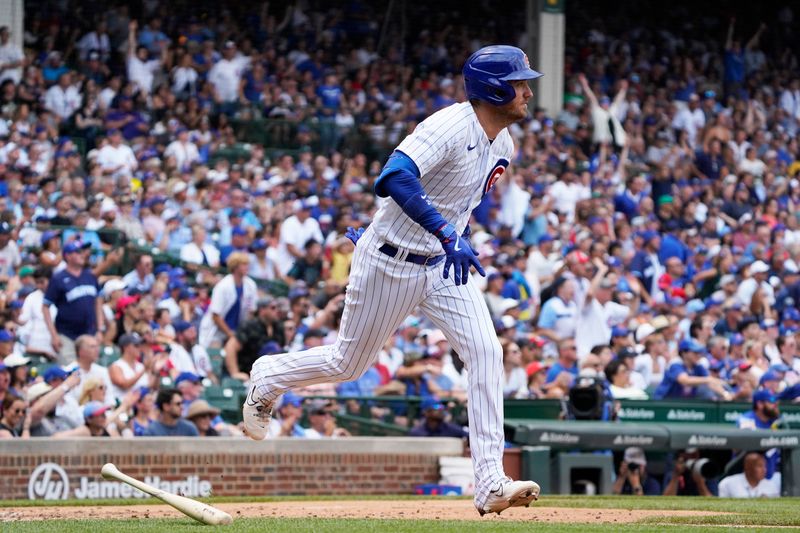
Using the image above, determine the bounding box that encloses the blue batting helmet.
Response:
[463,45,543,106]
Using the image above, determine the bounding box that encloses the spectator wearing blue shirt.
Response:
[42,241,103,365]
[654,339,732,400]
[143,388,199,437]
[219,227,251,266]
[630,231,663,299]
[544,339,579,384]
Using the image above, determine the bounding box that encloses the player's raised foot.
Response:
[478,479,540,516]
[242,384,274,440]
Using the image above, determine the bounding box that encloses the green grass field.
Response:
[2,496,800,532]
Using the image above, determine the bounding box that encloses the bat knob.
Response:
[100,463,119,480]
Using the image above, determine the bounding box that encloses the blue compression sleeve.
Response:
[375,151,454,240]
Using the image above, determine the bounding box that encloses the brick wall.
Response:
[0,437,464,501]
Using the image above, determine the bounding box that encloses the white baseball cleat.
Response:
[242,385,274,440]
[479,479,540,516]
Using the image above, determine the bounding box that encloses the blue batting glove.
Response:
[438,224,486,286]
[345,226,365,245]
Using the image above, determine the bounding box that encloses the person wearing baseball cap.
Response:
[108,333,152,400]
[409,397,466,438]
[612,447,661,496]
[654,338,731,400]
[523,360,561,399]
[43,237,103,364]
[168,320,216,384]
[736,260,773,311]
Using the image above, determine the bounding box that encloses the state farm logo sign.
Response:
[28,462,69,500]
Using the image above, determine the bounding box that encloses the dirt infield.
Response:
[0,499,726,523]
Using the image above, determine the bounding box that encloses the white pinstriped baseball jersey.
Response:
[250,100,515,511]
[372,102,514,254]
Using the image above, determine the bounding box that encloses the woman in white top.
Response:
[109,333,155,402]
[501,341,529,398]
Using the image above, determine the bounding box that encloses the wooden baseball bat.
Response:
[100,463,232,526]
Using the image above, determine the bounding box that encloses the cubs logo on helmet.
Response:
[483,158,510,196]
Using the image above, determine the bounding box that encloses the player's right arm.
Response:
[374,150,485,286]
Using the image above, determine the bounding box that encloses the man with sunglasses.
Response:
[143,388,198,437]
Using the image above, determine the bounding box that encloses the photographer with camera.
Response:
[662,448,715,496]
[612,447,661,495]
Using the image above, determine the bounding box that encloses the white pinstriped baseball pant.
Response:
[251,226,507,508]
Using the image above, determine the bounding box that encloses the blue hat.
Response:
[753,389,777,405]
[279,391,303,408]
[63,240,91,254]
[685,299,705,314]
[0,362,7,373]
[421,397,445,411]
[487,272,504,283]
[611,326,629,337]
[231,226,248,237]
[639,230,658,243]
[288,287,310,300]
[169,267,186,279]
[538,234,554,244]
[83,401,110,419]
[144,196,166,209]
[168,279,185,291]
[259,341,282,355]
[0,329,14,342]
[178,288,195,300]
[40,230,60,246]
[43,366,70,383]
[250,238,268,251]
[174,372,201,387]
[154,263,171,275]
[783,308,800,322]
[730,333,744,346]
[136,386,151,399]
[758,371,781,386]
[9,300,22,310]
[704,295,724,310]
[173,319,193,333]
[679,338,706,353]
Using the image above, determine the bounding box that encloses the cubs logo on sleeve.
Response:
[483,158,509,196]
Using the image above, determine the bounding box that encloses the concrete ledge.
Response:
[0,436,464,456]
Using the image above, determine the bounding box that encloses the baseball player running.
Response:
[244,45,541,515]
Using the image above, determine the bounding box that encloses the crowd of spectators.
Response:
[0,1,797,473]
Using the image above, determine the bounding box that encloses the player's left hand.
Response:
[345,226,364,245]
[439,225,486,286]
